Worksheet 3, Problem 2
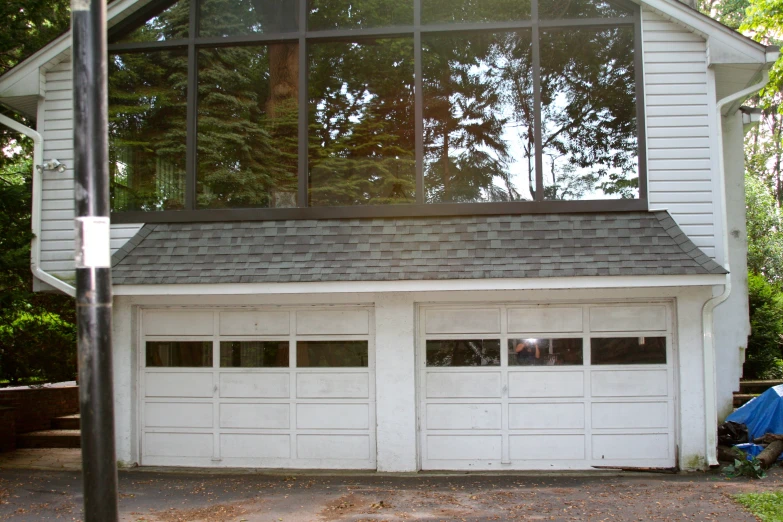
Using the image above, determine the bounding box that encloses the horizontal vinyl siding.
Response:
[39,59,142,279]
[41,60,75,276]
[642,10,716,258]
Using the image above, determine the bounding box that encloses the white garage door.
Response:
[419,304,676,470]
[139,307,376,469]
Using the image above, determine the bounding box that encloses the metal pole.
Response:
[71,0,119,520]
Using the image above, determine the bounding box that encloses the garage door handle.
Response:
[502,385,508,397]
[214,384,218,395]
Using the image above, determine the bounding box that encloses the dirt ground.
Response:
[0,466,781,522]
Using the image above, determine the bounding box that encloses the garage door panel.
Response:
[427,435,501,460]
[591,402,669,429]
[297,435,371,460]
[510,435,585,460]
[219,373,290,398]
[144,311,214,336]
[219,311,290,335]
[145,402,213,428]
[426,404,501,430]
[591,370,668,397]
[146,373,213,398]
[508,371,584,398]
[590,306,667,332]
[297,404,370,430]
[507,307,583,333]
[144,433,213,457]
[508,403,584,430]
[221,434,291,459]
[296,310,369,335]
[592,434,669,460]
[425,372,501,398]
[424,309,501,334]
[296,373,369,399]
[220,403,290,429]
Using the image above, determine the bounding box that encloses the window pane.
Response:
[296,341,369,367]
[110,51,188,212]
[508,338,583,366]
[591,337,666,365]
[309,39,416,206]
[146,341,212,367]
[540,0,633,19]
[540,27,638,201]
[308,0,413,31]
[113,0,190,43]
[197,45,299,209]
[422,0,531,25]
[426,340,500,367]
[220,341,289,367]
[423,31,536,204]
[199,0,299,37]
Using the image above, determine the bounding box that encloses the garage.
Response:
[419,303,676,470]
[138,307,376,469]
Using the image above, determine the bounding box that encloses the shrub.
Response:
[745,272,783,380]
[0,310,77,386]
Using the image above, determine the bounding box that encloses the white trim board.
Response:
[113,274,727,296]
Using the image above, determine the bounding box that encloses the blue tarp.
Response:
[727,384,783,440]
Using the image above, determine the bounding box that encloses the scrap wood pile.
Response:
[718,384,783,468]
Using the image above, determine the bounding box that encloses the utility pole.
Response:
[71,0,119,520]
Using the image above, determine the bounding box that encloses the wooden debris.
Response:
[756,440,783,469]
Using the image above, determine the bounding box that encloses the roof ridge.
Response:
[652,210,727,275]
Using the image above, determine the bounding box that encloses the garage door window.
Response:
[508,338,583,366]
[426,339,501,367]
[296,341,369,367]
[220,341,289,367]
[146,341,212,367]
[591,337,666,365]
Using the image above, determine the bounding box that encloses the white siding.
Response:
[643,10,716,258]
[38,59,142,280]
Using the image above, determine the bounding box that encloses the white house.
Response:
[0,0,776,471]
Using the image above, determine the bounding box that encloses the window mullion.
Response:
[532,0,543,202]
[414,0,424,205]
[185,0,199,210]
[298,0,308,208]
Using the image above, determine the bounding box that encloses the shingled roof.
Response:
[111,210,726,285]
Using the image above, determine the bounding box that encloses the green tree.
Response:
[0,0,76,385]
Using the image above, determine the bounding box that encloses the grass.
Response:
[735,492,783,522]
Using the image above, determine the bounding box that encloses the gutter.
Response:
[0,113,76,297]
[702,61,775,466]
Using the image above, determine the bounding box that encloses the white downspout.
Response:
[0,113,76,297]
[702,67,771,466]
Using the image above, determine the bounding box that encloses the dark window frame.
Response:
[108,0,647,224]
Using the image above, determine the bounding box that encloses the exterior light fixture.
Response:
[37,159,67,173]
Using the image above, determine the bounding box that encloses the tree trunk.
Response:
[757,440,783,468]
[266,43,299,119]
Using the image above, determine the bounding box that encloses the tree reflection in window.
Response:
[540,27,638,200]
[426,339,501,366]
[309,39,416,206]
[424,31,535,203]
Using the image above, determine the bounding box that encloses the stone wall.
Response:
[0,386,79,435]
[0,407,15,452]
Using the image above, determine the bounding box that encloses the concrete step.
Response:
[16,430,81,449]
[51,414,80,430]
[733,393,759,408]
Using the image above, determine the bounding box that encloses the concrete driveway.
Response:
[0,451,780,521]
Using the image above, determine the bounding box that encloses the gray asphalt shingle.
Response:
[111,210,726,285]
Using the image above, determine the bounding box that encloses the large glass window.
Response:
[146,341,212,367]
[109,0,642,219]
[426,339,501,367]
[296,341,369,367]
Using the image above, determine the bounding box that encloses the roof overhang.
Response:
[112,273,728,296]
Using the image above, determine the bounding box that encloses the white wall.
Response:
[643,9,718,259]
[112,286,713,470]
[714,111,751,421]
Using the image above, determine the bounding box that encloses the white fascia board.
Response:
[0,0,151,96]
[113,274,727,296]
[639,0,768,65]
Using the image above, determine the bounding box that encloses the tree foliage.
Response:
[0,0,75,386]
